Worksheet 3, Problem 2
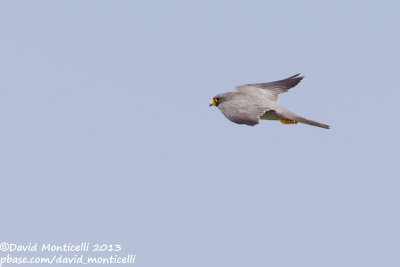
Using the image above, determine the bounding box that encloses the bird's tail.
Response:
[293,116,330,129]
[276,107,330,129]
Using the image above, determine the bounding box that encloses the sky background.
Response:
[0,1,399,266]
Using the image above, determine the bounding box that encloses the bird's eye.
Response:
[215,97,220,102]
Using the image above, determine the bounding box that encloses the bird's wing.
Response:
[218,98,268,126]
[235,73,304,103]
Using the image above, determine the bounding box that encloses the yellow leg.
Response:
[278,119,298,125]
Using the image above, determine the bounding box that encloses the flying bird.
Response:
[209,74,330,129]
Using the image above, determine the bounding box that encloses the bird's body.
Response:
[209,74,330,129]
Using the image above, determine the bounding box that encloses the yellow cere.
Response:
[210,97,220,106]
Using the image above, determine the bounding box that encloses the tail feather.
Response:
[275,107,330,129]
[294,116,330,129]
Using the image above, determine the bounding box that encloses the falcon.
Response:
[209,74,330,129]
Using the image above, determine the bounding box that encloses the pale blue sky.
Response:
[0,1,399,266]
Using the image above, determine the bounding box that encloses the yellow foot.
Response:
[279,119,298,125]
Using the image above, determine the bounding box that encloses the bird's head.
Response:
[209,96,222,107]
[209,93,236,107]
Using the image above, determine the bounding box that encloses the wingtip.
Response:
[288,73,305,81]
[320,124,330,129]
[289,73,301,78]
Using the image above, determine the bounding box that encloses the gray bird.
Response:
[209,74,330,129]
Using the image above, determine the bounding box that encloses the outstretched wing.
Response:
[218,98,268,126]
[235,73,304,103]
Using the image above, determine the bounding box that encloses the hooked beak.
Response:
[209,99,216,107]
